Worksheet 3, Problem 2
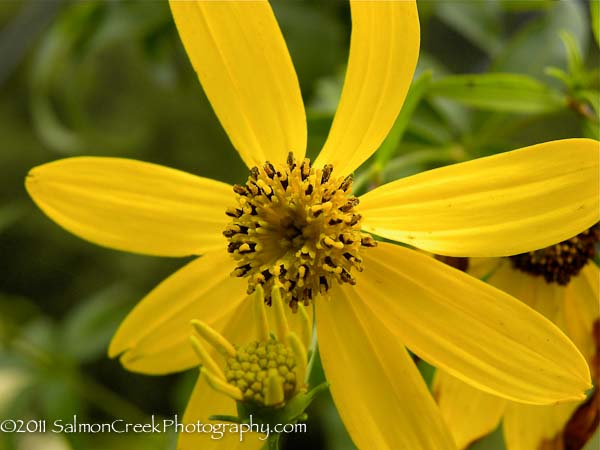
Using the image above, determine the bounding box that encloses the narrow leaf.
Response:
[429,73,566,113]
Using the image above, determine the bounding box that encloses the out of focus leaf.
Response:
[470,425,505,450]
[36,374,83,424]
[317,393,356,450]
[86,434,171,450]
[17,434,72,450]
[417,54,473,134]
[591,0,600,48]
[0,203,25,234]
[582,117,600,140]
[435,1,503,55]
[416,359,435,388]
[375,71,432,167]
[429,73,566,113]
[560,31,584,79]
[0,0,63,85]
[406,107,455,146]
[0,294,40,344]
[307,71,344,117]
[545,66,571,86]
[492,0,588,81]
[30,2,164,155]
[0,367,31,414]
[432,99,474,137]
[60,284,134,362]
[380,145,467,184]
[579,90,600,117]
[272,1,345,100]
[498,0,554,12]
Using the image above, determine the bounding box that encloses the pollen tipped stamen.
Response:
[224,154,376,310]
[225,207,243,218]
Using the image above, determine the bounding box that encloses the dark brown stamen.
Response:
[509,224,599,285]
[434,256,470,272]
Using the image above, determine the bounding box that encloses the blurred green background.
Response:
[0,1,598,449]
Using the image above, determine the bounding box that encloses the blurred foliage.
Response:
[0,1,598,450]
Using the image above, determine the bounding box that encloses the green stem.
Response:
[266,432,281,450]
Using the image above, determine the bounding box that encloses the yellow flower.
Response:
[24,1,599,449]
[434,227,600,450]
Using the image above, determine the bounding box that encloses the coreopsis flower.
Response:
[25,1,599,449]
[434,225,600,450]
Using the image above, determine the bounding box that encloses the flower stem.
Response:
[267,432,281,450]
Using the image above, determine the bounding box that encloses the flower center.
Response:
[225,339,296,406]
[510,224,599,285]
[434,255,469,272]
[224,153,376,310]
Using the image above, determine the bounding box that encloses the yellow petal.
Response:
[317,289,457,450]
[26,157,231,257]
[109,251,250,374]
[314,0,420,176]
[503,401,579,450]
[484,260,566,321]
[170,0,306,168]
[561,263,600,368]
[433,370,506,450]
[360,139,600,256]
[178,378,264,450]
[357,243,591,404]
[484,261,599,371]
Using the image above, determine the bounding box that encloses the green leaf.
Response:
[583,117,600,140]
[428,73,566,113]
[307,71,344,117]
[60,284,133,362]
[30,2,159,155]
[406,106,454,146]
[591,0,600,48]
[578,90,600,116]
[559,31,583,78]
[379,146,467,184]
[0,367,31,414]
[416,359,435,388]
[435,1,503,55]
[469,424,506,450]
[492,0,588,81]
[0,203,25,234]
[272,1,345,100]
[498,0,554,12]
[375,71,432,167]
